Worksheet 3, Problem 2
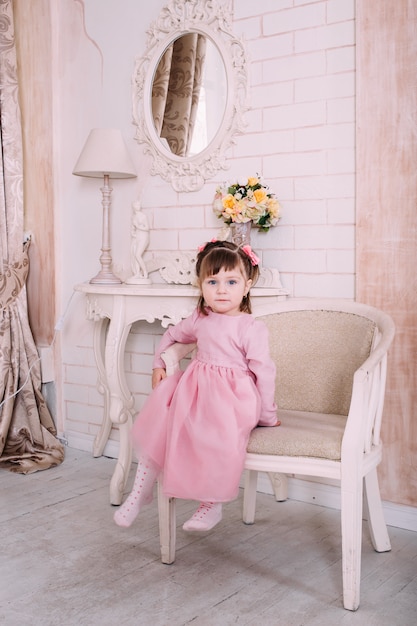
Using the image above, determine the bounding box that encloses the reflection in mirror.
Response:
[151,35,227,158]
[132,0,248,192]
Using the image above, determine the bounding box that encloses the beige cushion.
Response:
[248,409,346,460]
[259,310,376,416]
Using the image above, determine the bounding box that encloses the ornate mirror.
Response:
[132,0,249,192]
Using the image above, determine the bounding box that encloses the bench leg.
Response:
[268,472,288,502]
[364,469,391,553]
[243,470,258,524]
[158,480,176,564]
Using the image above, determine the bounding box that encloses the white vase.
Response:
[230,221,251,246]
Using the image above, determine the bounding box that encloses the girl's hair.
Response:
[195,240,260,314]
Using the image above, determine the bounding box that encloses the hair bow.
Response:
[241,245,260,266]
[197,238,217,252]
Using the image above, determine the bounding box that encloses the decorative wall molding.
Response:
[146,251,198,284]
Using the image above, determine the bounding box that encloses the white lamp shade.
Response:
[73,128,137,179]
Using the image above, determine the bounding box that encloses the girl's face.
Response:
[200,266,252,315]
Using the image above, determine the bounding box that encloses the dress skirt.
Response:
[131,358,260,502]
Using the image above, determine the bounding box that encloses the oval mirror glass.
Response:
[151,34,227,158]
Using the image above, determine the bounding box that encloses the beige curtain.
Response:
[0,0,64,473]
[152,33,206,156]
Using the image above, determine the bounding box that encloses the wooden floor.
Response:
[1,447,416,626]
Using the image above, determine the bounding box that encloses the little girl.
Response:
[114,240,279,531]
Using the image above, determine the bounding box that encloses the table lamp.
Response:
[73,128,137,284]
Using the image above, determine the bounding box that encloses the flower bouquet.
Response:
[213,176,280,233]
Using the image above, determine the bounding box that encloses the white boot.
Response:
[113,458,158,528]
[183,502,222,531]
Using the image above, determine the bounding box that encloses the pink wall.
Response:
[356,0,417,506]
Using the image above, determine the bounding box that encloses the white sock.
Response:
[113,458,158,528]
[182,502,223,532]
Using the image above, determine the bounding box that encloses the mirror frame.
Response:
[132,0,249,192]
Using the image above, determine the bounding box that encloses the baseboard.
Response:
[256,472,417,533]
[62,431,121,460]
[63,431,417,534]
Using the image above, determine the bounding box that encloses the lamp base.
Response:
[90,269,122,284]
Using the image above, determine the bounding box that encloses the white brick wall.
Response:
[231,0,356,300]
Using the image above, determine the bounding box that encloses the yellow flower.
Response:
[253,188,267,204]
[222,194,236,210]
[267,197,279,212]
[247,176,259,187]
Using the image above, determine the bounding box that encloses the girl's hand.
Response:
[152,368,167,389]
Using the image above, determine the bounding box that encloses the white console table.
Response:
[75,282,287,504]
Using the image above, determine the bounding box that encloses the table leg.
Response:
[105,297,135,505]
[109,411,133,505]
[92,317,111,458]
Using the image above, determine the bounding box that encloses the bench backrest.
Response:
[259,310,376,416]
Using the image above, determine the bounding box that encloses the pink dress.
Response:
[131,309,277,502]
